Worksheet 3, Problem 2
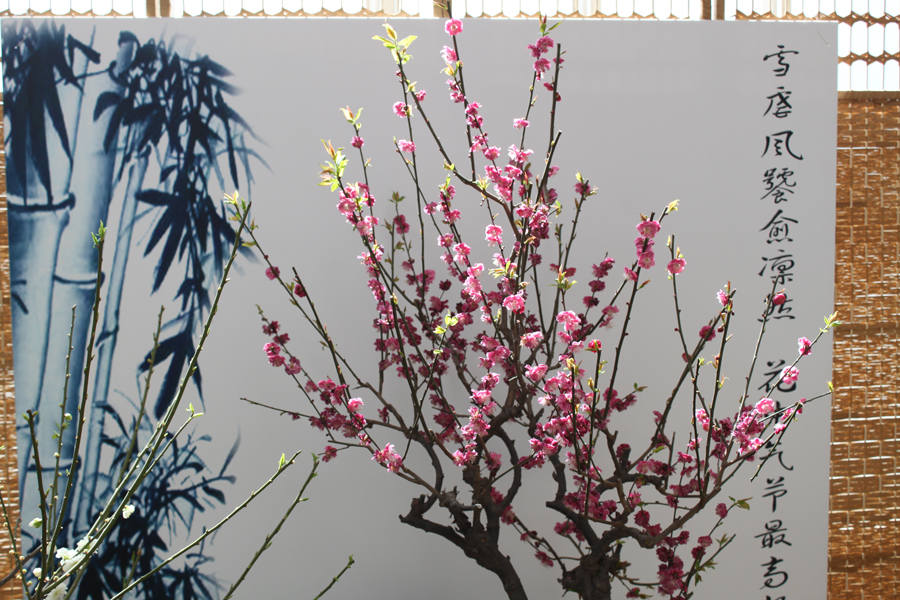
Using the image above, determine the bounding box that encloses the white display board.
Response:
[3,18,836,600]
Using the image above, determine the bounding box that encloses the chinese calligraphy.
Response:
[755,44,803,598]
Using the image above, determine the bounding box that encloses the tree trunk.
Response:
[400,494,528,600]
[558,551,614,600]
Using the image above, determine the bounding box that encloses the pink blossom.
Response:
[351,136,364,148]
[535,551,553,567]
[483,146,501,160]
[744,438,763,455]
[393,101,409,117]
[347,398,364,413]
[699,325,716,342]
[635,220,661,238]
[513,118,529,129]
[592,258,614,278]
[525,364,548,381]
[798,337,812,356]
[322,446,338,462]
[471,389,492,405]
[453,242,471,263]
[373,443,404,473]
[715,503,728,519]
[575,181,592,196]
[416,90,427,102]
[508,145,533,164]
[755,398,775,414]
[503,293,525,314]
[389,215,407,236]
[634,235,654,256]
[265,266,280,280]
[535,35,554,53]
[485,452,502,471]
[533,58,551,78]
[441,46,458,64]
[587,339,602,352]
[623,267,638,282]
[284,356,302,376]
[452,445,477,466]
[556,311,580,332]
[521,331,544,349]
[667,258,686,275]
[638,251,655,269]
[445,18,463,36]
[695,409,710,432]
[264,342,285,367]
[337,197,356,218]
[717,289,729,306]
[698,535,712,548]
[485,224,503,246]
[781,366,799,384]
[357,215,379,238]
[772,292,787,305]
[398,140,416,153]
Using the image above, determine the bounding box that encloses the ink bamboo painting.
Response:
[3,20,264,599]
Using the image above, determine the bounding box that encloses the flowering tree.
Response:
[236,18,836,600]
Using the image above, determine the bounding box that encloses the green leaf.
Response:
[398,35,417,48]
[384,23,398,40]
[279,453,286,468]
[372,35,394,48]
[729,496,751,510]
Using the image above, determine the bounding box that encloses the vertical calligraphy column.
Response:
[755,45,804,600]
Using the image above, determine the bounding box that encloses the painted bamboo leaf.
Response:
[2,22,99,201]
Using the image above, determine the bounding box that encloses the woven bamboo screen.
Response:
[733,0,900,91]
[829,94,900,599]
[0,5,896,600]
